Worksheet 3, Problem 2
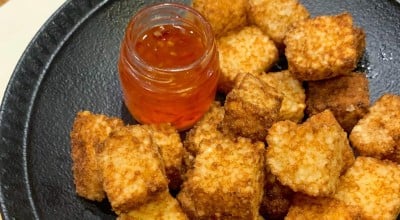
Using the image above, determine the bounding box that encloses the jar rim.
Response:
[123,2,216,74]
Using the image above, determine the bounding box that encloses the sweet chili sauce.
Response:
[118,3,219,130]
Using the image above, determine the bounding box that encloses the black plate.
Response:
[0,0,399,219]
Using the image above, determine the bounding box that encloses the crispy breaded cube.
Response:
[260,162,293,219]
[70,111,123,201]
[306,72,370,133]
[217,26,279,93]
[183,101,225,156]
[142,123,185,191]
[220,74,282,141]
[266,110,355,196]
[248,0,309,46]
[177,137,265,219]
[333,156,400,220]
[285,194,361,219]
[192,0,247,37]
[99,125,168,213]
[259,70,305,122]
[284,13,366,81]
[117,191,188,220]
[350,94,400,163]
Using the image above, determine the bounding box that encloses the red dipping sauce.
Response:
[118,3,219,130]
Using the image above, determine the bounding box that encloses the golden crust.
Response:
[177,137,265,219]
[142,123,185,191]
[117,191,188,220]
[260,161,293,219]
[183,101,225,156]
[221,74,282,141]
[260,70,305,122]
[350,94,400,163]
[217,26,278,93]
[266,110,354,196]
[99,125,168,213]
[333,156,400,220]
[306,72,370,133]
[284,13,366,81]
[248,0,309,46]
[70,111,123,201]
[286,194,361,219]
[192,0,248,37]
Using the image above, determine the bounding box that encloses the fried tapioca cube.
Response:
[284,13,366,81]
[142,123,185,191]
[99,125,168,213]
[333,156,400,220]
[259,70,305,122]
[221,74,282,141]
[260,162,294,219]
[285,194,361,220]
[350,94,400,163]
[177,137,265,219]
[117,191,188,220]
[70,111,123,201]
[306,72,370,133]
[183,102,225,174]
[217,26,278,93]
[248,0,309,46]
[266,110,354,196]
[192,0,247,37]
[183,101,225,156]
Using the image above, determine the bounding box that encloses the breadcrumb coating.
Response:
[142,123,185,191]
[260,161,293,219]
[284,13,365,81]
[260,70,305,122]
[117,191,188,220]
[333,156,400,220]
[99,125,168,213]
[248,0,309,46]
[192,0,248,37]
[221,74,282,141]
[177,137,265,219]
[350,94,400,163]
[266,110,354,196]
[217,26,278,93]
[285,194,361,219]
[70,111,123,201]
[306,72,370,133]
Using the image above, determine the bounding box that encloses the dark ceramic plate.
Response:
[0,0,399,219]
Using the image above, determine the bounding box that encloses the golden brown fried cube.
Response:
[117,191,188,220]
[248,0,309,46]
[99,125,168,213]
[177,137,265,219]
[183,101,225,156]
[260,70,305,122]
[260,162,293,219]
[266,110,354,196]
[221,74,282,141]
[350,94,400,163]
[192,0,247,37]
[70,111,123,201]
[306,72,370,133]
[333,156,400,220]
[285,13,365,81]
[217,26,278,93]
[142,123,185,191]
[285,194,361,220]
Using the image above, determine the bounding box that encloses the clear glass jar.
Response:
[118,3,219,130]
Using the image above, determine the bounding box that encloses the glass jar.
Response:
[118,3,219,130]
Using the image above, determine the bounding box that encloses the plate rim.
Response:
[0,0,109,219]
